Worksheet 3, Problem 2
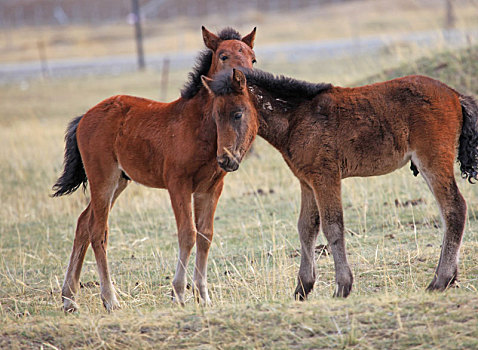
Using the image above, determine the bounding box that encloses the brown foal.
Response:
[53,27,257,312]
[203,68,478,299]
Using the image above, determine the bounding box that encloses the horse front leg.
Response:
[168,180,196,306]
[193,179,224,304]
[294,182,320,300]
[311,175,353,298]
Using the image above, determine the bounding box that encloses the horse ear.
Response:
[201,75,214,96]
[202,26,220,51]
[241,27,256,48]
[232,69,247,93]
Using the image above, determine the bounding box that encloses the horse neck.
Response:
[249,86,297,152]
[180,89,215,128]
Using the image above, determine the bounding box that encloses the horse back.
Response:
[312,75,462,178]
[77,95,168,157]
[76,94,219,189]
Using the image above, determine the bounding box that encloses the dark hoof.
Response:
[171,289,185,307]
[294,281,314,301]
[333,283,352,298]
[426,274,457,292]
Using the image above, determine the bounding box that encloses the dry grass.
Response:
[1,293,477,349]
[1,26,478,350]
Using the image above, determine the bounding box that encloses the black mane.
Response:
[216,27,241,41]
[181,28,242,99]
[210,68,332,100]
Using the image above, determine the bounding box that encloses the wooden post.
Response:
[445,0,456,29]
[132,0,145,70]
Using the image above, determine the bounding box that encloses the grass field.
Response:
[1,40,478,348]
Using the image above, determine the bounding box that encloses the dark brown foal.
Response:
[203,68,478,299]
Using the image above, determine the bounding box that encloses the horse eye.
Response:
[221,55,228,61]
[252,59,257,64]
[234,112,243,120]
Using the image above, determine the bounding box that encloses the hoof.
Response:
[62,298,79,313]
[333,283,352,298]
[333,269,353,298]
[294,281,314,301]
[196,296,212,306]
[171,290,185,307]
[102,297,120,312]
[426,274,457,292]
[192,285,212,306]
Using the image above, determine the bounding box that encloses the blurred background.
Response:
[1,0,477,94]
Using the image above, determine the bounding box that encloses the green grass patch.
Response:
[357,45,478,95]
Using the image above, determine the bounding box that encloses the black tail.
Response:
[52,115,88,196]
[458,95,478,183]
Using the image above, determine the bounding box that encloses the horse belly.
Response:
[115,135,168,188]
[340,128,411,178]
[343,151,411,178]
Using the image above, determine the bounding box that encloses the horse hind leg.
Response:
[414,156,466,291]
[61,173,128,312]
[87,170,128,311]
[62,203,92,312]
[428,179,465,291]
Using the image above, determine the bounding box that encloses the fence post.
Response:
[445,0,456,29]
[132,0,145,70]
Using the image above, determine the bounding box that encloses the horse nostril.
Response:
[229,159,239,171]
[217,156,228,169]
[216,155,240,172]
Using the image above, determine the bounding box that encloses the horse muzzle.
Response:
[217,154,240,172]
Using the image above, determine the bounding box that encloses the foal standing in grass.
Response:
[203,68,478,299]
[52,27,258,312]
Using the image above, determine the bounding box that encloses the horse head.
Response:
[201,69,258,172]
[202,26,257,75]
